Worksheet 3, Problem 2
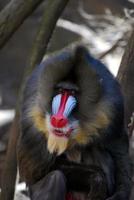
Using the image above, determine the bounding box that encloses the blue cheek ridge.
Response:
[63,96,77,117]
[52,94,61,114]
[52,94,77,119]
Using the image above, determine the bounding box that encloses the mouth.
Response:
[52,128,73,138]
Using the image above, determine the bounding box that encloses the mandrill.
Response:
[17,45,131,200]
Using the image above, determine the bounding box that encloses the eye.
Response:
[58,87,63,94]
[70,90,75,96]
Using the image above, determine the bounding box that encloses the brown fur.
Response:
[70,101,112,147]
[66,148,81,163]
[84,101,112,138]
[28,106,48,138]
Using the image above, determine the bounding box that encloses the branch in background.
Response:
[0,0,44,49]
[99,38,123,59]
[99,30,131,60]
[117,30,134,127]
[117,30,134,82]
[128,113,134,137]
[0,114,19,200]
[0,1,69,200]
[29,0,69,70]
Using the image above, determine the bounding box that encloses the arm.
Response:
[106,132,132,200]
[17,120,56,184]
[52,156,107,198]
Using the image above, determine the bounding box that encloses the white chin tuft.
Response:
[47,133,68,155]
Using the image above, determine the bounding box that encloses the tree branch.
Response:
[0,113,20,200]
[128,113,134,137]
[99,38,123,60]
[117,30,134,83]
[117,30,134,126]
[0,0,44,49]
[29,0,69,70]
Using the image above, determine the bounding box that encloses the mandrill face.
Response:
[46,82,80,155]
[30,48,111,156]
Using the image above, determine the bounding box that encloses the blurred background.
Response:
[0,0,134,199]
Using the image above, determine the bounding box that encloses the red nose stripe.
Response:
[51,91,69,128]
[58,91,69,115]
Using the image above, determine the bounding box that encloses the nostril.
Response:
[50,115,68,128]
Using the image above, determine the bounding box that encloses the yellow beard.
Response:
[47,133,69,155]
